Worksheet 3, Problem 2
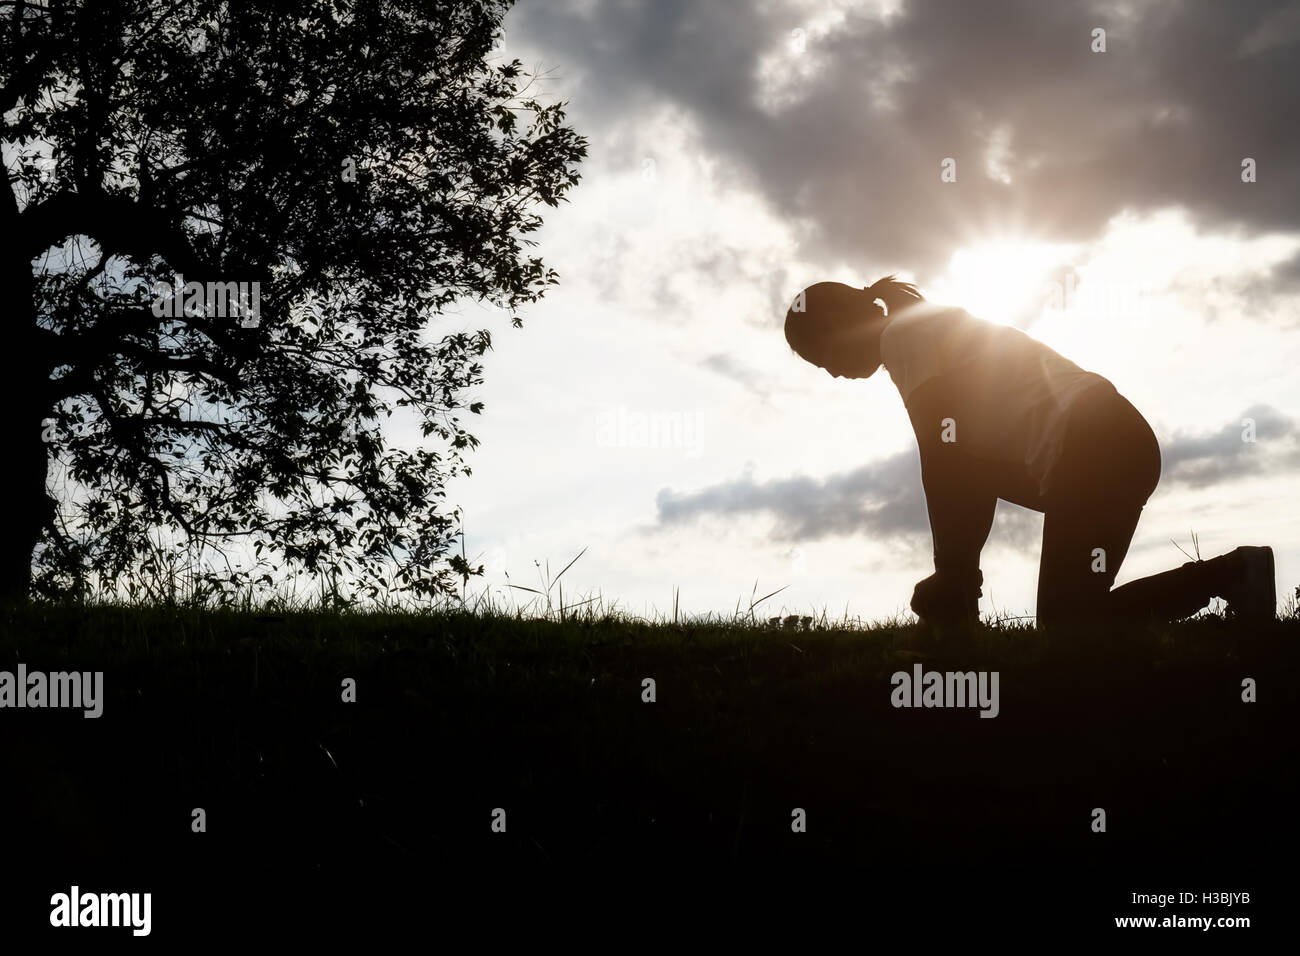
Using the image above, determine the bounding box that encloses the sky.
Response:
[439,0,1300,624]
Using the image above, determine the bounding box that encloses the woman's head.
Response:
[784,275,924,378]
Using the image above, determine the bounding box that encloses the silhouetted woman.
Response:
[784,276,1275,627]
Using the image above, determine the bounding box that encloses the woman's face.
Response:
[801,320,884,379]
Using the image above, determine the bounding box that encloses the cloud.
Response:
[1160,403,1300,487]
[651,403,1300,548]
[700,352,775,397]
[653,446,1039,551]
[513,0,1300,292]
[655,449,926,541]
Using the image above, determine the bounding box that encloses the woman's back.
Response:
[879,303,1108,496]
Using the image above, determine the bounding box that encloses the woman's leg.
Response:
[1038,498,1145,627]
[1106,558,1226,620]
[1037,384,1171,627]
[1040,384,1275,625]
[1038,499,1225,625]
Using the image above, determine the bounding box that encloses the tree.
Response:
[0,0,586,603]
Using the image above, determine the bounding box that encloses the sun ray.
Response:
[925,237,1080,328]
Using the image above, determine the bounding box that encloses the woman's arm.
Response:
[905,375,995,619]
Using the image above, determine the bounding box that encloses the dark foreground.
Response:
[1,604,1295,940]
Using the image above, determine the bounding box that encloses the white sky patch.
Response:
[441,104,882,613]
[925,237,1081,327]
[1025,208,1300,420]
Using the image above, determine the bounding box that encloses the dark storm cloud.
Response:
[1160,403,1300,487]
[513,0,1300,291]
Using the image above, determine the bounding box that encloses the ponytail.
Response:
[865,274,924,316]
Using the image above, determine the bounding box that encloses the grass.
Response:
[2,592,1297,937]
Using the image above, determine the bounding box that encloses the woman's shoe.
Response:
[1215,546,1276,623]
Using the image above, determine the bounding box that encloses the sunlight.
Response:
[927,238,1078,327]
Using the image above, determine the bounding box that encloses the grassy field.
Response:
[2,598,1296,937]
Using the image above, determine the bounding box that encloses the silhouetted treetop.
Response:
[1,0,587,603]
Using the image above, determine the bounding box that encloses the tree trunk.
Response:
[0,242,53,603]
[0,395,53,602]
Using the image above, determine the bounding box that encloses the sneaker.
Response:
[1217,546,1276,623]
